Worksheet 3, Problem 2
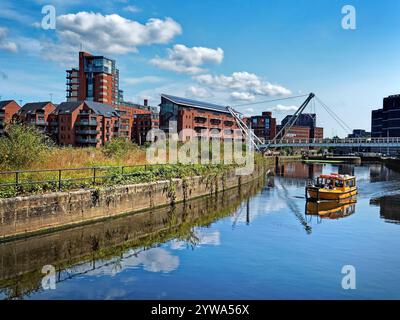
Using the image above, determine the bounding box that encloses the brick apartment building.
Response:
[16,102,56,131]
[244,111,277,143]
[117,103,153,143]
[0,100,21,135]
[159,94,240,141]
[277,113,324,140]
[47,100,155,147]
[66,51,122,105]
[49,100,120,147]
[122,99,159,129]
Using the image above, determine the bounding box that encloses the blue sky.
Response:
[0,0,399,136]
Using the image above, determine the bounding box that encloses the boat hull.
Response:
[306,187,358,201]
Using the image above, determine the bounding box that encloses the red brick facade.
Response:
[16,102,56,131]
[0,100,21,135]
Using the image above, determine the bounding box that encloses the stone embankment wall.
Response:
[0,163,268,241]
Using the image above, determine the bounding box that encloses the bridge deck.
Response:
[261,138,400,149]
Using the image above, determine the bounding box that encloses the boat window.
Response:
[335,180,344,188]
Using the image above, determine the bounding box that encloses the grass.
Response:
[0,125,268,198]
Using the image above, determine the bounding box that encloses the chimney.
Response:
[144,99,148,107]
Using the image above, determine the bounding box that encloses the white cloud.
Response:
[185,86,213,98]
[275,104,298,111]
[151,44,224,74]
[124,5,141,13]
[230,92,255,101]
[170,229,221,250]
[195,72,291,98]
[33,12,181,64]
[57,12,181,54]
[0,27,18,53]
[124,76,164,85]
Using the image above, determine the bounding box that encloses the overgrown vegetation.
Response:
[0,124,54,169]
[0,125,267,199]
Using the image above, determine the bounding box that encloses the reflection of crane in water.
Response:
[232,199,251,228]
[276,177,312,234]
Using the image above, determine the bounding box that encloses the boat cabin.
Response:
[315,174,356,190]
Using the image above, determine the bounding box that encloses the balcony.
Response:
[76,120,98,126]
[210,119,221,125]
[194,116,207,124]
[224,121,234,127]
[76,129,99,135]
[76,137,98,144]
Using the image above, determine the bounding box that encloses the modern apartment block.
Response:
[371,94,400,137]
[116,103,153,142]
[66,52,121,105]
[159,94,240,141]
[245,111,277,142]
[278,113,323,139]
[0,100,21,135]
[134,111,153,144]
[120,99,160,130]
[49,101,120,147]
[16,102,56,130]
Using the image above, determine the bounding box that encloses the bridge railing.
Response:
[265,137,400,145]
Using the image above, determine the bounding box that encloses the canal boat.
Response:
[306,198,357,219]
[306,173,357,202]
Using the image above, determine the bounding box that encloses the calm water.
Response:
[1,162,400,300]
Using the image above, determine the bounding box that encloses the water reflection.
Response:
[2,162,400,300]
[0,177,264,300]
[306,199,357,220]
[370,195,400,224]
[276,162,323,180]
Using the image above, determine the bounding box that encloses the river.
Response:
[1,162,400,300]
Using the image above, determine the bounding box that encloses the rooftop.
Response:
[161,94,231,114]
[0,100,18,109]
[53,101,119,118]
[20,102,53,114]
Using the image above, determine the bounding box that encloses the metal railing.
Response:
[0,164,159,191]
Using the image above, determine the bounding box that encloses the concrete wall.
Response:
[0,164,266,241]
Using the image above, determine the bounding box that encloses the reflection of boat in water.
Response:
[306,198,357,219]
[306,173,357,201]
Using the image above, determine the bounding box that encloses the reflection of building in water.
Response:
[369,164,400,182]
[276,162,323,180]
[370,195,400,224]
[0,177,264,300]
[338,164,355,176]
[306,199,356,220]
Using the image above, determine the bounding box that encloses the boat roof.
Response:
[319,173,355,180]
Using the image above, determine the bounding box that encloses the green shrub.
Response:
[0,124,54,169]
[102,138,137,158]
